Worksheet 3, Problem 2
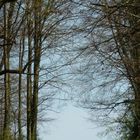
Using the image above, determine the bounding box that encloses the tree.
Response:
[70,0,140,139]
[0,0,77,139]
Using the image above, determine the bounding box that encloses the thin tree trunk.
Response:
[31,0,42,139]
[3,4,11,140]
[27,17,33,140]
[18,33,25,140]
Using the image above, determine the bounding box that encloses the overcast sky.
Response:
[39,103,108,140]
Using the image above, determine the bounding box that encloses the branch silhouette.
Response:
[0,0,16,9]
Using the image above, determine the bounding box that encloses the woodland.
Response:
[0,0,140,140]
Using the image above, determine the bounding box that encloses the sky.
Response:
[39,103,108,140]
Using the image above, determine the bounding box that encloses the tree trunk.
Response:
[27,15,33,140]
[31,0,42,139]
[3,4,11,140]
[18,32,25,140]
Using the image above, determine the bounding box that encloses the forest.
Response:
[0,0,140,140]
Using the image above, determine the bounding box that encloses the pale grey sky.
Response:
[40,104,108,140]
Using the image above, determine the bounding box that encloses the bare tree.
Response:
[69,0,140,139]
[0,0,77,139]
